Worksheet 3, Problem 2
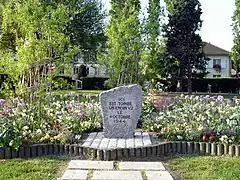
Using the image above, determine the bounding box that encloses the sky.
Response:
[103,0,235,51]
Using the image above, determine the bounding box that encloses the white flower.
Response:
[219,135,228,142]
[36,129,42,135]
[23,126,29,130]
[22,131,27,136]
[177,135,183,140]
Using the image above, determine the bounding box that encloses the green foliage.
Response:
[64,0,106,63]
[164,0,177,15]
[52,78,72,90]
[0,0,105,150]
[141,0,165,81]
[231,0,240,76]
[0,0,105,94]
[164,0,207,93]
[0,0,72,94]
[99,0,142,87]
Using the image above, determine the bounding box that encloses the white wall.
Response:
[206,55,231,78]
[71,63,107,77]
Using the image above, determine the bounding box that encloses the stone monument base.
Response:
[81,132,152,149]
[77,131,170,161]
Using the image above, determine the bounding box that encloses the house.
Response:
[58,53,107,89]
[58,42,232,89]
[203,42,232,78]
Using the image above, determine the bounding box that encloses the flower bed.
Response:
[0,91,102,149]
[2,80,240,154]
[142,94,240,144]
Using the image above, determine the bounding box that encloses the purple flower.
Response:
[77,93,83,98]
[86,93,92,99]
[0,99,5,105]
[12,98,19,103]
[217,95,224,101]
[78,110,86,119]
[17,103,23,108]
[228,98,233,104]
[8,106,14,113]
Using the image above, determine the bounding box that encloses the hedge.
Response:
[168,78,240,93]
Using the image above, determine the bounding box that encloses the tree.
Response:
[64,0,106,63]
[164,0,207,94]
[99,0,142,87]
[0,0,72,94]
[231,0,240,77]
[0,0,105,93]
[141,0,165,81]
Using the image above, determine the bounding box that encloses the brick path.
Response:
[60,160,173,180]
[82,132,152,149]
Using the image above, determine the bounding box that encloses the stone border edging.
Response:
[0,142,240,160]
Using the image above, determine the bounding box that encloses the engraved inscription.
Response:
[108,97,133,124]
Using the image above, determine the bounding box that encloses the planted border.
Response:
[0,142,240,161]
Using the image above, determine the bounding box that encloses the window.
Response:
[213,59,221,67]
[213,75,221,78]
[59,68,64,74]
[76,80,82,89]
[73,67,79,75]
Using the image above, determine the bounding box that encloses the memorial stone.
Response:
[100,84,142,138]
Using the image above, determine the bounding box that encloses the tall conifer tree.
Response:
[164,0,207,93]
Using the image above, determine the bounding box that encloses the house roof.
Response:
[203,42,229,56]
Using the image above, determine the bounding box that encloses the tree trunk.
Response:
[187,74,192,94]
[187,62,192,95]
[178,67,184,92]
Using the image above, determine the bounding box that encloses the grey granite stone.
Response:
[82,132,97,147]
[145,171,173,180]
[134,132,143,147]
[99,138,110,149]
[126,138,135,148]
[91,132,104,148]
[142,132,152,146]
[68,160,114,170]
[82,132,152,150]
[117,139,126,148]
[119,162,166,170]
[61,170,88,180]
[107,138,118,149]
[100,84,142,138]
[92,171,143,180]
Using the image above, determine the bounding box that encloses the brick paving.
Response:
[60,160,173,180]
[82,132,152,149]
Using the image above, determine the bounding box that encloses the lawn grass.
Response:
[167,156,240,180]
[0,157,68,180]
